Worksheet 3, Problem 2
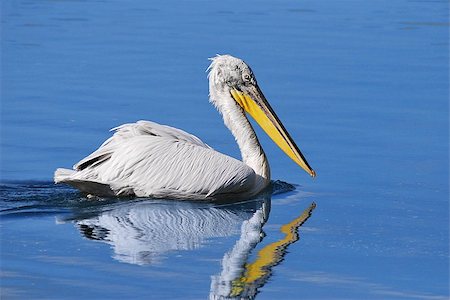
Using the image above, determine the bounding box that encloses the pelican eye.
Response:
[243,73,252,82]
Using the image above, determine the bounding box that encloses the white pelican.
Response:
[54,55,315,200]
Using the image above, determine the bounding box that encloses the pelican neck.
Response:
[217,93,271,181]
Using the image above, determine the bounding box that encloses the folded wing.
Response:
[55,120,256,199]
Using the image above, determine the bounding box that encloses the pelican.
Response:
[54,55,315,200]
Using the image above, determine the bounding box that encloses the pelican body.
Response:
[54,55,315,200]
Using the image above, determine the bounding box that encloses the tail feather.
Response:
[54,168,133,197]
[54,168,76,183]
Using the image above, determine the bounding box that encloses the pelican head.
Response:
[208,55,316,178]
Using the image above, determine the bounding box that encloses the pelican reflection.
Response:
[69,195,271,265]
[65,187,315,298]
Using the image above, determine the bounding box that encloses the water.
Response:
[1,0,448,299]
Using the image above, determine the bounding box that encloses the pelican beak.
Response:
[231,85,316,177]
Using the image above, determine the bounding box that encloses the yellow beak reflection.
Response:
[231,87,316,177]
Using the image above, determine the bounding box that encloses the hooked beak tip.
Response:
[310,169,317,178]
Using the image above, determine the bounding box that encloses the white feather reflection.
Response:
[73,196,270,265]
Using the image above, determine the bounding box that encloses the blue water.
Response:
[1,0,448,299]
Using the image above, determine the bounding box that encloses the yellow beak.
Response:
[231,86,316,177]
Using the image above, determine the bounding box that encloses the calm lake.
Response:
[1,0,448,299]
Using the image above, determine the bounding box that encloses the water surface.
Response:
[1,0,448,299]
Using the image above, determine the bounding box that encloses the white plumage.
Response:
[55,55,315,200]
[56,120,255,199]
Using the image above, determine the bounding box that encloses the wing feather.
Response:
[74,120,210,171]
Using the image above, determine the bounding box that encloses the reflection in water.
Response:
[72,203,257,265]
[69,193,272,265]
[210,202,316,299]
[66,188,315,298]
